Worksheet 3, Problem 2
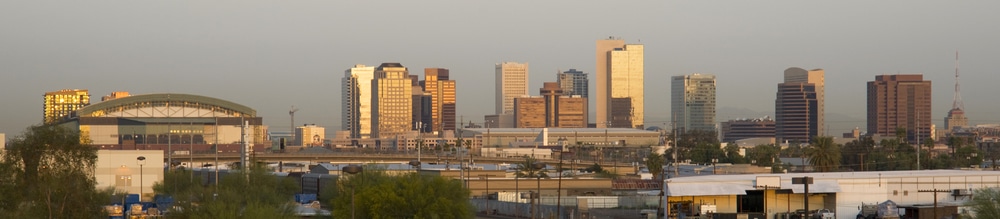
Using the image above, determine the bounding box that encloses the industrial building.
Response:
[664,170,1000,219]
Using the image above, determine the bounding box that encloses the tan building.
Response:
[101,91,131,101]
[296,124,325,147]
[424,68,457,134]
[596,38,644,129]
[95,150,163,201]
[343,64,376,139]
[512,83,588,129]
[43,89,90,124]
[495,62,528,116]
[372,63,413,138]
[513,97,545,128]
[868,74,932,143]
[775,68,824,144]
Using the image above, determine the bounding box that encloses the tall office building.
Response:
[558,69,588,98]
[372,63,413,138]
[496,62,529,116]
[596,38,644,129]
[513,83,588,128]
[424,68,457,134]
[775,68,824,144]
[44,89,90,124]
[671,74,717,133]
[867,74,932,143]
[342,64,375,138]
[412,81,432,133]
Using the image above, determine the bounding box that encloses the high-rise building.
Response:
[496,62,528,116]
[514,97,546,128]
[424,68,457,134]
[44,89,90,124]
[596,38,644,129]
[671,74,717,133]
[945,52,968,131]
[867,74,932,143]
[721,117,775,143]
[295,124,325,147]
[513,83,588,128]
[372,63,413,138]
[775,68,824,144]
[558,69,588,98]
[412,84,432,133]
[342,64,375,139]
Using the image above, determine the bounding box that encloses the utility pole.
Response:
[918,189,950,219]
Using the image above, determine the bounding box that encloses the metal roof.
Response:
[78,93,256,117]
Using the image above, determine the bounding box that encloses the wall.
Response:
[95,150,164,201]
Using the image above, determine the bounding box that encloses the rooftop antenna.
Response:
[289,106,299,145]
[952,50,965,110]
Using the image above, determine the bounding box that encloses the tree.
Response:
[644,152,665,180]
[0,125,112,218]
[964,188,1000,219]
[748,144,780,167]
[723,144,747,164]
[155,163,300,219]
[330,165,473,218]
[804,136,841,172]
[841,137,876,171]
[514,156,549,179]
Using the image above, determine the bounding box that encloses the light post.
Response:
[479,174,491,215]
[711,158,719,174]
[136,156,146,200]
[532,162,546,219]
[342,165,363,219]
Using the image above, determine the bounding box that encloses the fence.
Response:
[472,195,662,219]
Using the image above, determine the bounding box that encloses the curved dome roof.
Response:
[78,93,256,118]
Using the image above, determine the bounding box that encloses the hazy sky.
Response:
[3,1,999,140]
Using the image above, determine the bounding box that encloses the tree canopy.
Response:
[0,125,112,218]
[329,165,473,219]
[153,163,300,219]
[804,136,841,172]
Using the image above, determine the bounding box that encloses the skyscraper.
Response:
[43,89,90,124]
[495,62,528,116]
[372,63,413,138]
[868,74,932,143]
[558,69,588,98]
[775,68,824,143]
[671,74,717,133]
[424,68,457,134]
[342,64,375,138]
[596,38,644,129]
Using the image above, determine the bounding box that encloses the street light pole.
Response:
[136,156,146,200]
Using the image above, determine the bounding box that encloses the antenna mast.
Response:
[290,106,299,145]
[952,51,964,110]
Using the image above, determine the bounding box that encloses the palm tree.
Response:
[804,136,842,172]
[514,156,548,178]
[965,188,1000,219]
[644,152,665,180]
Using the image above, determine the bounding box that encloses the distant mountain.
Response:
[647,106,865,136]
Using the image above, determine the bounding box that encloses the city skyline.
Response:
[3,1,1000,139]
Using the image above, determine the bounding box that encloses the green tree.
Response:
[748,144,780,167]
[955,146,983,168]
[514,156,549,178]
[644,152,665,180]
[965,188,1000,219]
[841,137,876,171]
[723,144,747,164]
[330,166,472,219]
[155,163,300,219]
[804,136,841,172]
[0,125,113,218]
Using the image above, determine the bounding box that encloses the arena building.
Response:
[59,93,267,154]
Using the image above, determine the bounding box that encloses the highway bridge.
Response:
[167,152,638,170]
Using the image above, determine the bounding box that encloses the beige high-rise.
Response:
[343,64,375,138]
[372,63,412,138]
[597,39,644,129]
[783,68,824,136]
[495,62,529,115]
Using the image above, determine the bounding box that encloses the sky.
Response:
[2,1,999,140]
